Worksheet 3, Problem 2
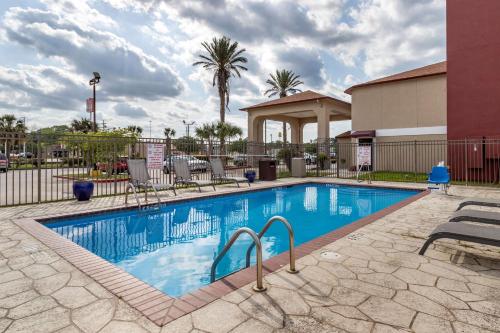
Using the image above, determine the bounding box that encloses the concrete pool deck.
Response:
[1,178,500,332]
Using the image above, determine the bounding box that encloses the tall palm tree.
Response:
[164,127,176,139]
[193,36,247,159]
[264,69,304,144]
[193,36,248,124]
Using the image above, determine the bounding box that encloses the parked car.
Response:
[0,153,8,172]
[18,152,33,159]
[163,156,209,174]
[233,155,248,167]
[304,153,317,165]
[98,159,128,174]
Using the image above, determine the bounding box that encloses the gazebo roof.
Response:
[240,90,350,111]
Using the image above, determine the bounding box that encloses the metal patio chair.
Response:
[419,222,500,255]
[126,159,176,207]
[173,159,215,192]
[456,197,500,211]
[210,158,249,188]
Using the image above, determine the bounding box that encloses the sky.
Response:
[0,0,446,141]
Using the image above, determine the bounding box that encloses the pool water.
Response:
[45,183,418,297]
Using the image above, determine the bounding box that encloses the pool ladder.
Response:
[356,162,372,184]
[210,216,298,292]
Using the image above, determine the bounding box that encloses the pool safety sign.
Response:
[357,145,372,166]
[147,144,164,169]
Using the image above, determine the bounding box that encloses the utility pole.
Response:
[149,120,152,138]
[183,120,195,138]
[101,119,106,131]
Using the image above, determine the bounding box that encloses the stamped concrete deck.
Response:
[1,178,500,333]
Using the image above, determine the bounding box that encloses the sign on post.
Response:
[86,98,95,113]
[147,143,164,169]
[357,145,372,166]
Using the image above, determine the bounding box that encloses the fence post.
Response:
[464,137,468,186]
[113,141,118,195]
[414,140,417,182]
[335,140,340,178]
[36,130,42,203]
[167,137,172,184]
[316,140,320,177]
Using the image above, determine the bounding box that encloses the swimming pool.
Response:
[44,183,419,297]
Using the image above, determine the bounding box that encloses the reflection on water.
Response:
[46,184,418,296]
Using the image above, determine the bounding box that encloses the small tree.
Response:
[175,136,200,154]
[70,118,93,133]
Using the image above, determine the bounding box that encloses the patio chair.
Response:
[450,209,500,225]
[173,159,215,192]
[428,166,450,194]
[210,158,249,188]
[419,222,500,255]
[126,159,176,207]
[456,197,500,211]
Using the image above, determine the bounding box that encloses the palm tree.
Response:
[193,36,247,157]
[195,122,217,157]
[193,36,248,123]
[0,114,27,156]
[264,69,304,144]
[126,125,143,137]
[216,122,243,142]
[70,118,93,133]
[164,127,176,139]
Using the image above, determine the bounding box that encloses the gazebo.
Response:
[240,90,351,144]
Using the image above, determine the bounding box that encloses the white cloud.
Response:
[0,0,446,140]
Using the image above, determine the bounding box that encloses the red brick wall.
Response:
[447,0,500,139]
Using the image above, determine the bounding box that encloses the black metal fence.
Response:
[2,131,500,206]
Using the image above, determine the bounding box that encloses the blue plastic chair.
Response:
[428,166,450,193]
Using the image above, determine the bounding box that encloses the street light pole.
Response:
[89,72,101,132]
[183,120,195,138]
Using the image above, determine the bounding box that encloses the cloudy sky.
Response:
[0,0,445,141]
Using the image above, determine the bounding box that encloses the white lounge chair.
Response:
[174,159,215,192]
[126,159,176,206]
[210,158,249,188]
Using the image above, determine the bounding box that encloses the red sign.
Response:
[86,98,94,113]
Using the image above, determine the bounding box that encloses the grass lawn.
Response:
[355,171,429,183]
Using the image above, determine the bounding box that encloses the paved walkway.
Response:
[1,179,500,332]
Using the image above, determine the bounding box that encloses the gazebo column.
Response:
[315,109,331,169]
[247,115,265,166]
[289,119,301,144]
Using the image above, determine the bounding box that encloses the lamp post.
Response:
[89,72,101,132]
[183,120,195,138]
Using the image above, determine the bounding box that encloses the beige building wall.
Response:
[351,74,447,131]
[339,74,448,174]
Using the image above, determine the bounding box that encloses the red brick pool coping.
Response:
[14,182,429,326]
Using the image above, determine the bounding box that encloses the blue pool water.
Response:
[45,183,418,297]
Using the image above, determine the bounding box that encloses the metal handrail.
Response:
[210,227,266,292]
[356,162,372,184]
[245,216,298,274]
